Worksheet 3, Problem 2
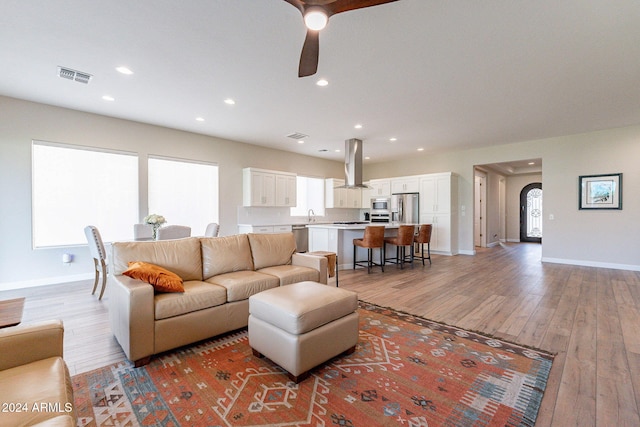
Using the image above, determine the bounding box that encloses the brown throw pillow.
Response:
[123,261,184,293]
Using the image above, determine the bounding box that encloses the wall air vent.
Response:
[286,132,308,140]
[58,66,92,84]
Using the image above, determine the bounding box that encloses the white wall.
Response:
[0,96,344,289]
[365,126,640,270]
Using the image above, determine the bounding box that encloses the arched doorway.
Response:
[520,183,542,243]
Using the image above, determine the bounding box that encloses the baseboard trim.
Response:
[0,273,94,291]
[541,257,640,272]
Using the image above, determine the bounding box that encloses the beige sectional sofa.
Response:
[108,232,327,365]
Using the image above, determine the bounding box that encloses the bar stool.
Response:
[384,225,415,269]
[353,226,385,273]
[414,224,432,265]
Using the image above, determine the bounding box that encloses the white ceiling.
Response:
[1,0,639,163]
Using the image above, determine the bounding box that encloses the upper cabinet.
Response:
[243,168,296,207]
[369,179,391,197]
[390,176,420,194]
[326,178,362,208]
[275,173,296,207]
[419,173,454,213]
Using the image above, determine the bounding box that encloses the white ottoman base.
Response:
[249,312,359,382]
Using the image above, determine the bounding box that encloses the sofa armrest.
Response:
[292,253,328,284]
[0,320,64,371]
[108,275,155,363]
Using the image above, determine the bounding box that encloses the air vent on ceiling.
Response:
[58,66,92,84]
[286,132,308,140]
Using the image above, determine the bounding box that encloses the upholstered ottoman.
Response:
[248,281,359,382]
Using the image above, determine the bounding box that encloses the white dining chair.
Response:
[133,223,154,240]
[204,223,220,237]
[156,225,191,240]
[84,225,108,300]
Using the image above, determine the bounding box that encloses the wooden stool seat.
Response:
[353,226,385,273]
[384,225,415,268]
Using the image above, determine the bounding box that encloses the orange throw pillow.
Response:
[123,261,185,293]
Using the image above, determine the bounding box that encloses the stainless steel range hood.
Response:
[339,138,369,189]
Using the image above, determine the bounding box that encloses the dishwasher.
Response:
[291,224,308,252]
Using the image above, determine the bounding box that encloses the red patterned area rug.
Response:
[73,302,553,426]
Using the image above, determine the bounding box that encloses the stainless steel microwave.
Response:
[370,197,390,213]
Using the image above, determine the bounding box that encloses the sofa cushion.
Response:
[247,233,296,270]
[258,265,321,286]
[154,281,227,320]
[201,235,254,279]
[206,271,279,302]
[123,261,184,293]
[111,237,203,281]
[0,357,75,426]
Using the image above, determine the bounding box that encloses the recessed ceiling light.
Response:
[354,124,363,129]
[335,149,341,152]
[417,148,424,151]
[316,79,329,87]
[102,95,114,101]
[389,137,397,142]
[116,66,133,75]
[298,140,305,144]
[528,162,535,165]
[224,98,235,105]
[365,156,371,160]
[195,117,205,122]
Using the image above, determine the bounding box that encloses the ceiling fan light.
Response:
[304,9,328,31]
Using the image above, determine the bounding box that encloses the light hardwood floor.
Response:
[1,242,639,426]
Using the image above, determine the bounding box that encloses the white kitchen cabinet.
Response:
[237,224,293,234]
[325,178,346,208]
[361,182,371,208]
[347,188,362,208]
[418,173,458,255]
[368,179,391,197]
[419,173,453,214]
[275,173,297,207]
[419,213,452,254]
[243,168,296,207]
[391,176,419,194]
[326,178,362,208]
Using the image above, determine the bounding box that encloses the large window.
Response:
[290,176,325,217]
[32,141,138,247]
[148,156,218,236]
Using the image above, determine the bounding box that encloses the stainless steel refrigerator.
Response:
[391,192,419,223]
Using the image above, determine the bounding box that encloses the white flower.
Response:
[144,214,166,225]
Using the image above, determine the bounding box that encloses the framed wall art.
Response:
[579,173,622,210]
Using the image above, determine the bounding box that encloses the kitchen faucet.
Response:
[308,209,315,223]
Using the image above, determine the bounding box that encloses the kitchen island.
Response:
[307,222,414,270]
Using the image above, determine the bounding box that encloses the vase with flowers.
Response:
[144,214,166,239]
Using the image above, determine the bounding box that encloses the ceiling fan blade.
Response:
[283,0,305,14]
[299,29,320,77]
[328,0,399,15]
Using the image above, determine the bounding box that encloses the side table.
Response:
[0,297,25,328]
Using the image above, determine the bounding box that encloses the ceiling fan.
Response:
[284,0,399,77]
